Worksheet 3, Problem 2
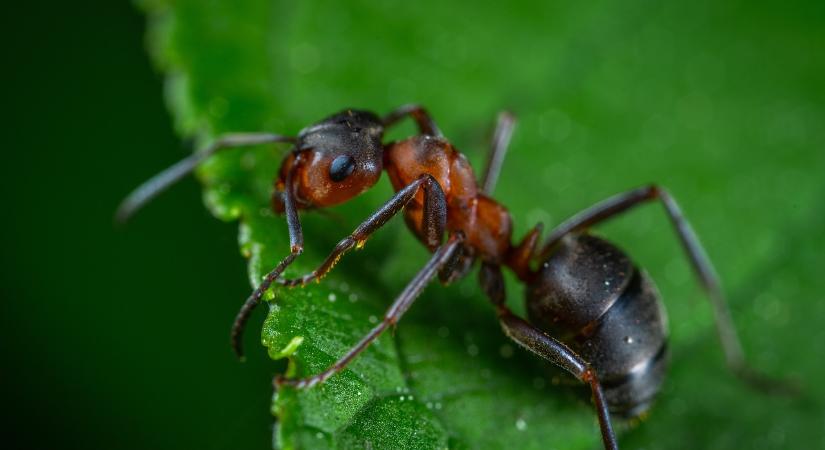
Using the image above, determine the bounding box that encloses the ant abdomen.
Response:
[527,233,669,416]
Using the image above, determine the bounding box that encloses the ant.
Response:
[118,105,794,450]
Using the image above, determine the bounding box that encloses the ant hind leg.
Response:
[479,263,619,450]
[538,184,799,395]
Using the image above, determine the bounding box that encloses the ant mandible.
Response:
[118,105,791,450]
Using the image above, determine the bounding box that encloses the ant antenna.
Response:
[115,133,295,223]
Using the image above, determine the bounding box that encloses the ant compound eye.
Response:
[329,155,356,182]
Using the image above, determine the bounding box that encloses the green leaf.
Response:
[139,0,825,449]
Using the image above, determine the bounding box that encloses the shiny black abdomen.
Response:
[526,233,669,417]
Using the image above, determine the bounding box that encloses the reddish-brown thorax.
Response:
[384,135,537,279]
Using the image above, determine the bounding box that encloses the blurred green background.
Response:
[2,1,272,449]
[2,0,824,449]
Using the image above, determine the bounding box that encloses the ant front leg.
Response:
[382,104,442,137]
[479,263,619,450]
[231,162,305,358]
[232,174,447,356]
[538,185,797,395]
[269,173,447,289]
[276,233,464,389]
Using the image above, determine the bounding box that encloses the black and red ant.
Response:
[118,105,793,449]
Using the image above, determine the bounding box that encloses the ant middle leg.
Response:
[276,233,464,389]
[479,263,619,450]
[537,185,797,394]
[232,174,448,356]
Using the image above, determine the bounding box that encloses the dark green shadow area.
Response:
[1,2,272,449]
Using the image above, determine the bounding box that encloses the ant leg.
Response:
[538,185,796,394]
[505,223,543,282]
[276,233,464,389]
[382,104,442,137]
[116,132,295,223]
[232,164,304,358]
[270,173,448,289]
[497,308,618,450]
[233,174,447,355]
[480,111,517,195]
[479,263,618,450]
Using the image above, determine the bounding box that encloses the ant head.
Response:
[274,109,385,211]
